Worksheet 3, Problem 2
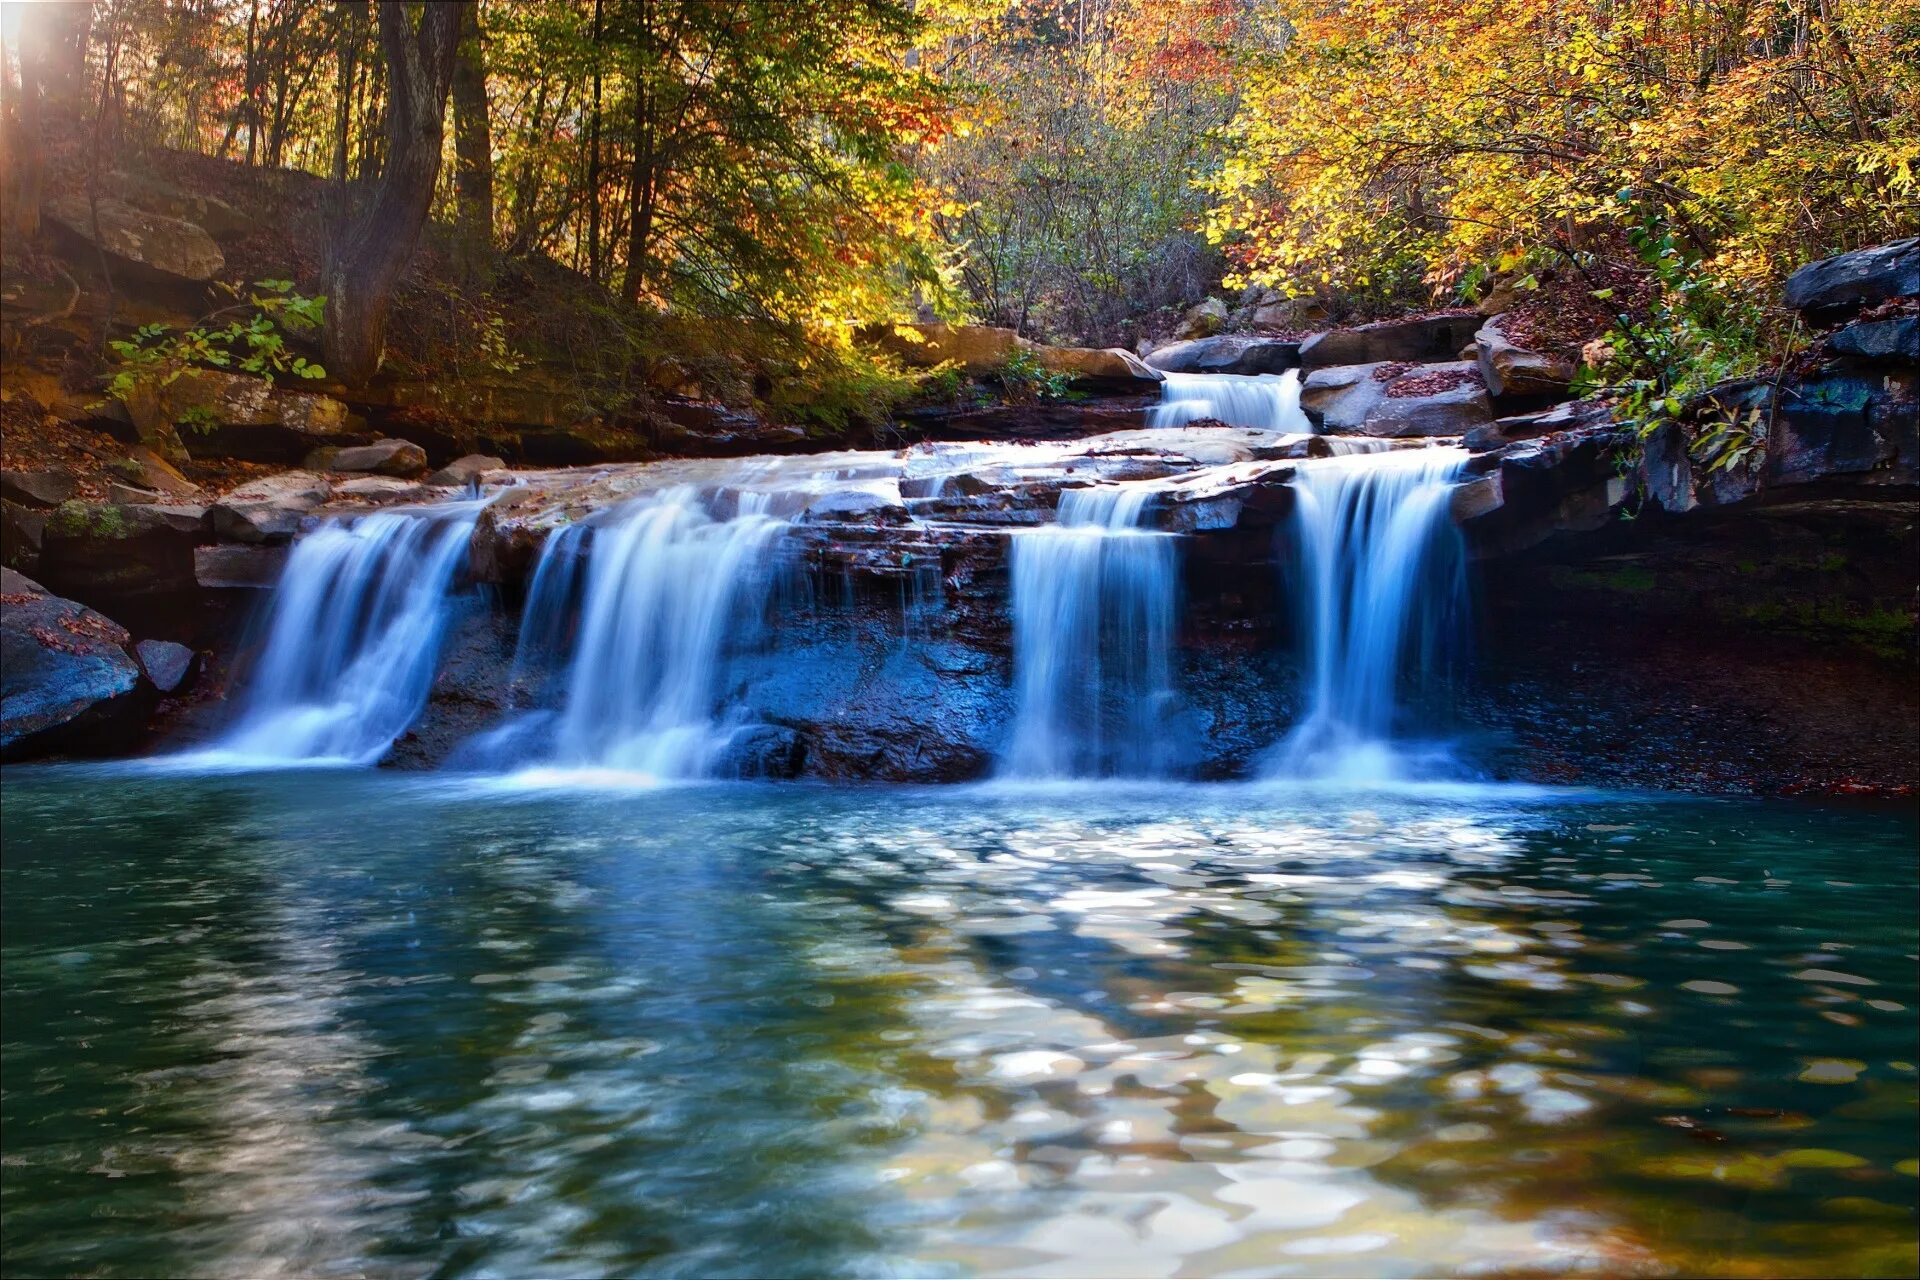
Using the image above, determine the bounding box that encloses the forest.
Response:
[1,3,1916,1279]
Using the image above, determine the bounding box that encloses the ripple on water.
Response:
[0,770,1914,1278]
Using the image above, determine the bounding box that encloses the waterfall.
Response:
[1002,485,1178,779]
[488,486,791,780]
[1271,446,1470,780]
[202,506,481,766]
[1149,369,1310,431]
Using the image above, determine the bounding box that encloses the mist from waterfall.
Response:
[1002,485,1179,780]
[195,505,482,766]
[1149,369,1310,431]
[1270,446,1470,780]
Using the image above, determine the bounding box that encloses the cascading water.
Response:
[1149,369,1310,431]
[1270,445,1470,780]
[486,486,792,780]
[198,505,482,766]
[1003,485,1178,779]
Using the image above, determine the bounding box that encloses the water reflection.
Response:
[3,772,1915,1277]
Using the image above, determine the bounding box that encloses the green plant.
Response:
[1577,210,1775,444]
[101,280,327,420]
[995,347,1077,405]
[1689,402,1767,473]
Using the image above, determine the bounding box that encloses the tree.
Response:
[322,0,465,386]
[3,0,92,239]
[450,0,494,280]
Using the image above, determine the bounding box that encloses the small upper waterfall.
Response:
[489,486,793,780]
[1149,369,1309,431]
[1271,446,1470,780]
[201,505,482,766]
[1003,485,1178,779]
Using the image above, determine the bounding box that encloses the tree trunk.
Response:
[242,0,260,164]
[586,0,603,282]
[450,1,494,281]
[3,1,86,240]
[322,0,465,387]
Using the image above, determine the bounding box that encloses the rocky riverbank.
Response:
[4,239,1914,792]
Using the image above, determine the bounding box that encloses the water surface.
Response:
[3,772,1915,1277]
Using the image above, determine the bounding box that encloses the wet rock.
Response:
[1145,335,1301,375]
[38,501,198,604]
[331,438,429,478]
[1475,315,1575,401]
[719,724,806,779]
[655,402,811,455]
[135,638,197,694]
[43,194,224,282]
[0,568,149,759]
[1450,471,1505,522]
[1,470,76,508]
[1829,316,1918,362]
[194,543,288,589]
[425,454,506,487]
[208,471,331,543]
[127,370,356,465]
[1360,363,1494,438]
[800,489,910,525]
[334,476,429,503]
[1298,314,1483,367]
[1300,363,1391,429]
[1467,400,1613,452]
[1784,238,1920,320]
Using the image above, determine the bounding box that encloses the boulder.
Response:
[1474,315,1575,401]
[872,322,1023,372]
[42,194,224,282]
[38,501,199,604]
[1784,239,1920,320]
[2,501,46,569]
[195,543,288,588]
[105,169,255,240]
[127,370,356,464]
[1359,363,1494,437]
[1299,363,1392,430]
[106,483,161,506]
[334,476,428,502]
[0,470,76,508]
[122,503,209,537]
[108,445,201,498]
[1466,400,1613,452]
[1829,315,1918,363]
[0,568,149,759]
[1177,297,1230,339]
[134,638,197,694]
[1145,335,1301,375]
[1032,345,1164,389]
[425,454,506,487]
[208,471,331,543]
[330,438,430,477]
[1298,314,1484,368]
